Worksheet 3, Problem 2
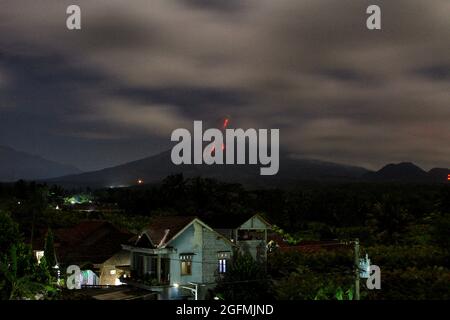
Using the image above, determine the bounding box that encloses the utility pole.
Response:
[354,238,360,300]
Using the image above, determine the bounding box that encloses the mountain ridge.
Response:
[0,145,81,182]
[45,150,449,188]
[364,162,448,182]
[2,146,447,187]
[45,149,370,188]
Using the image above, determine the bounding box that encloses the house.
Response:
[122,214,272,300]
[32,220,133,286]
[207,213,272,262]
[122,216,236,299]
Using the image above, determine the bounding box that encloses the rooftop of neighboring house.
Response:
[135,215,198,248]
[32,220,134,266]
[133,215,244,249]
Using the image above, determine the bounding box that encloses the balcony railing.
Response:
[124,272,170,287]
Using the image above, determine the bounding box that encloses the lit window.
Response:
[217,252,230,273]
[180,254,193,276]
[218,259,227,273]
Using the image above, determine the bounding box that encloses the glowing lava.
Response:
[223,118,229,129]
[210,118,229,155]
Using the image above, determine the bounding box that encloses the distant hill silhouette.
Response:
[426,168,449,182]
[1,145,443,187]
[46,149,370,188]
[0,145,81,182]
[364,162,449,182]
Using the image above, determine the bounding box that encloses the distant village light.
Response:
[138,179,144,184]
[447,174,450,181]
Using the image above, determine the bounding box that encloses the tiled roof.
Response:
[36,220,134,265]
[141,216,197,248]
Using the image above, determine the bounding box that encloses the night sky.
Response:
[0,0,449,171]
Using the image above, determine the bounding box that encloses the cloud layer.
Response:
[0,0,449,170]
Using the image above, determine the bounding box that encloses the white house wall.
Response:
[239,216,270,230]
[168,221,234,287]
[99,250,130,286]
[201,225,234,284]
[168,223,203,286]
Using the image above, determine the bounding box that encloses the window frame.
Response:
[180,254,193,276]
[218,258,227,273]
[217,251,230,274]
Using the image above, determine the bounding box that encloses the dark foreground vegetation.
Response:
[1,175,449,299]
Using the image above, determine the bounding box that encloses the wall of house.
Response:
[239,216,269,230]
[202,227,233,284]
[168,223,203,286]
[237,216,270,262]
[238,240,267,262]
[99,250,130,286]
[165,221,234,300]
[214,228,234,241]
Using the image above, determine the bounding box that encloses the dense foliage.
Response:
[0,210,57,299]
[0,177,449,300]
[214,253,272,300]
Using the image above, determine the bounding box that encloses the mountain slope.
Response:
[0,145,81,182]
[47,150,370,188]
[428,168,450,182]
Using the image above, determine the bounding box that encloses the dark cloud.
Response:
[416,65,450,81]
[0,0,449,171]
[75,14,161,50]
[179,0,246,13]
[115,86,248,118]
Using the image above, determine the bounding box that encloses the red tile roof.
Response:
[37,220,134,266]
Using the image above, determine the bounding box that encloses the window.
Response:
[218,259,227,273]
[181,260,192,275]
[180,254,193,276]
[217,252,230,274]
